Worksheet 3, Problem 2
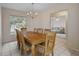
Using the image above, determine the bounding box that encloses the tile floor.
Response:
[2,34,71,56]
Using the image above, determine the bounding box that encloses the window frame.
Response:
[9,15,27,35]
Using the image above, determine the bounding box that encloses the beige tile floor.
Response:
[2,34,71,56]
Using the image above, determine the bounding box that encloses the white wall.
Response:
[2,7,27,43]
[67,4,79,51]
[0,5,2,55]
[26,16,43,31]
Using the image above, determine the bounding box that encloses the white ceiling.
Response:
[1,3,55,12]
[0,3,72,12]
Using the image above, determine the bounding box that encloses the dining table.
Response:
[23,31,46,56]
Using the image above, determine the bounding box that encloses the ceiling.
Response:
[0,3,72,12]
[1,3,54,12]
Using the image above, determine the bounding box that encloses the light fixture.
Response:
[26,3,38,19]
[56,18,59,21]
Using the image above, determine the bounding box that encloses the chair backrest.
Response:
[15,29,20,47]
[34,28,38,32]
[17,30,26,49]
[21,28,27,31]
[21,28,27,35]
[37,28,43,33]
[44,29,51,34]
[45,31,56,55]
[34,28,43,33]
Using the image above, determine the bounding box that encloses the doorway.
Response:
[50,10,68,39]
[50,10,70,55]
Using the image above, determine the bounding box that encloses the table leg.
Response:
[32,44,36,56]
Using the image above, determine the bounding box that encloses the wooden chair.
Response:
[44,29,51,34]
[37,28,43,33]
[34,28,38,32]
[21,28,27,35]
[17,30,31,55]
[36,32,56,56]
[15,29,20,49]
[34,28,43,33]
[21,28,27,31]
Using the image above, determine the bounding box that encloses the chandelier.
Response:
[26,3,38,19]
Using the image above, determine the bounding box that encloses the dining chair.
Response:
[36,31,56,56]
[37,28,43,33]
[34,28,43,33]
[44,29,51,34]
[15,29,20,49]
[21,28,27,31]
[21,28,27,35]
[34,28,38,32]
[17,30,31,55]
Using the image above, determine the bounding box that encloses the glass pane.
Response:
[51,16,66,34]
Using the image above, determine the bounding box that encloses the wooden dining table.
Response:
[23,31,46,56]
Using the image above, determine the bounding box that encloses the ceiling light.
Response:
[26,3,38,19]
[56,18,59,21]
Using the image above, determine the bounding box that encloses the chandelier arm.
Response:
[26,3,38,19]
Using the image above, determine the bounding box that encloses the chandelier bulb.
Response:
[26,12,29,16]
[26,3,38,19]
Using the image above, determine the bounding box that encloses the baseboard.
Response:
[2,40,16,45]
[68,47,79,52]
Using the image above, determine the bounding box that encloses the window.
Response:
[51,16,66,34]
[9,16,26,34]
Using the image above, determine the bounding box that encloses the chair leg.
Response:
[52,52,54,56]
[20,48,25,56]
[20,49,23,55]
